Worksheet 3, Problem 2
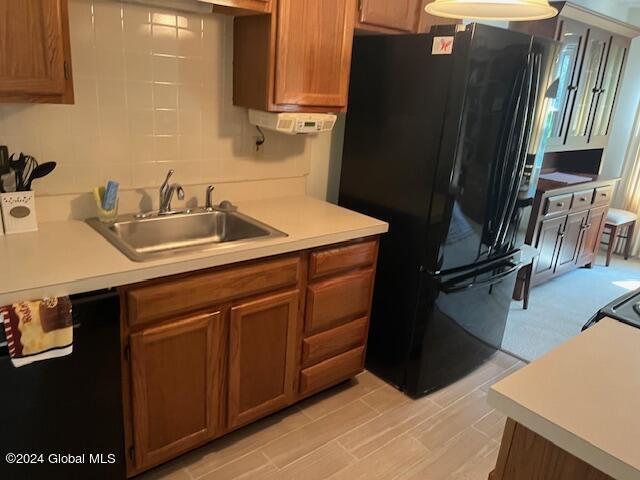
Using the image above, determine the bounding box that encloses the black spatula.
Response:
[24,161,57,190]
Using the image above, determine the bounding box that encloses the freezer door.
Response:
[405,253,521,396]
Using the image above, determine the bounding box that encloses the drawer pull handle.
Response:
[579,198,586,202]
[556,202,564,207]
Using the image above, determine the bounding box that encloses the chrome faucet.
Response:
[205,185,215,211]
[159,169,185,215]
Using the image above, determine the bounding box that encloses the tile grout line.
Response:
[192,382,384,477]
[261,451,279,472]
[471,423,493,440]
[270,399,383,469]
[335,398,443,459]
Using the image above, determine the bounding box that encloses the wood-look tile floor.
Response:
[140,352,524,480]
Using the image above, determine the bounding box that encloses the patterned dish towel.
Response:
[0,297,73,367]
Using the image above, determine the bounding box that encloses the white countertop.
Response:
[0,196,388,305]
[489,318,640,480]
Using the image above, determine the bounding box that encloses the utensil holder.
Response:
[93,187,118,223]
[0,191,38,234]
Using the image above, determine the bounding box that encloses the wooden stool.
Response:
[603,208,637,267]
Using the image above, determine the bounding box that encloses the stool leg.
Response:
[606,225,618,267]
[625,222,635,260]
[523,264,532,310]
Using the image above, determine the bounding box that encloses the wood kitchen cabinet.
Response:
[0,0,74,103]
[355,0,458,34]
[355,0,421,33]
[515,176,616,299]
[206,0,272,15]
[233,0,356,112]
[120,237,379,477]
[564,27,610,149]
[554,210,589,274]
[543,19,588,150]
[228,289,299,429]
[490,419,614,480]
[511,2,639,152]
[129,311,223,471]
[578,204,607,266]
[589,35,628,146]
[532,215,566,283]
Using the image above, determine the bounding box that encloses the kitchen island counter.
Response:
[489,318,640,480]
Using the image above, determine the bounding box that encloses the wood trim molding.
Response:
[554,2,640,38]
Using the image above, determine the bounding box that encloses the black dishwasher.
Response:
[0,290,125,480]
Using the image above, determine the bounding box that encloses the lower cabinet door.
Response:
[130,311,223,471]
[555,210,590,274]
[578,205,608,265]
[533,215,566,282]
[228,290,299,429]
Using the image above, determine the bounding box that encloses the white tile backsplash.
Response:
[0,0,312,198]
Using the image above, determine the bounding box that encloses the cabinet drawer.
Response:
[300,346,365,396]
[302,317,368,368]
[594,185,613,206]
[544,193,572,216]
[571,189,594,210]
[305,270,374,334]
[309,240,377,280]
[127,256,300,327]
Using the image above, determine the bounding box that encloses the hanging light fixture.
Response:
[424,0,558,21]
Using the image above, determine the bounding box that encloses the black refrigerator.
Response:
[339,23,559,397]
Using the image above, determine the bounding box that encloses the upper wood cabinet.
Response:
[544,19,588,150]
[0,0,74,103]
[234,0,356,112]
[227,289,300,429]
[129,311,223,471]
[511,1,640,152]
[204,0,272,15]
[356,0,421,33]
[355,0,457,34]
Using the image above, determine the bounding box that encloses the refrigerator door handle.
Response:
[486,63,528,248]
[494,52,542,250]
[440,262,520,294]
[487,58,531,252]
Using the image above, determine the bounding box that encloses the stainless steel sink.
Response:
[87,209,286,262]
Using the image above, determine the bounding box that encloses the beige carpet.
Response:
[503,251,640,361]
